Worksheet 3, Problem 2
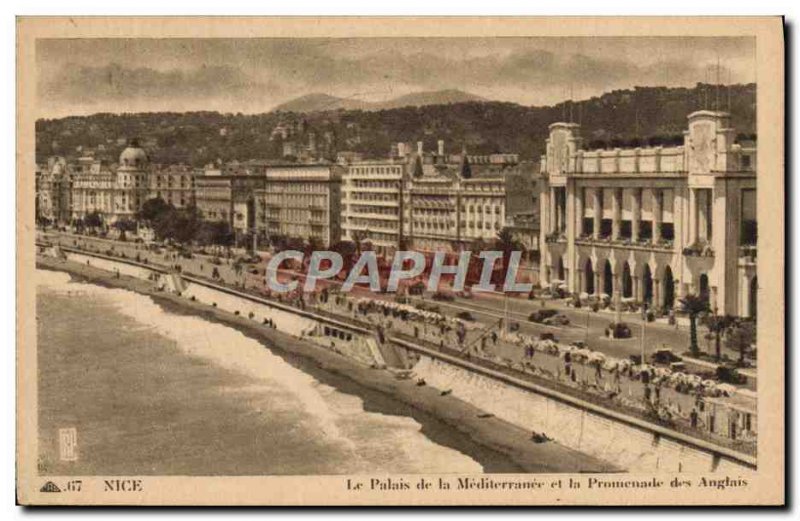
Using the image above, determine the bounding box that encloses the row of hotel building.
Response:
[36,110,758,317]
[36,139,539,257]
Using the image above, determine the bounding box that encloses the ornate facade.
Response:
[539,110,757,318]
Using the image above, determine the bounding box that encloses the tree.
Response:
[306,236,325,255]
[136,197,172,223]
[331,240,357,273]
[680,294,709,357]
[726,320,756,364]
[84,211,104,230]
[202,220,234,249]
[171,205,203,244]
[467,238,489,284]
[351,230,366,256]
[703,314,736,361]
[493,227,523,286]
[113,218,137,242]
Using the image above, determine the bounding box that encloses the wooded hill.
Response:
[36,83,756,167]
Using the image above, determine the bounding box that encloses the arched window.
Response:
[664,266,676,309]
[622,262,633,298]
[584,259,595,294]
[643,265,653,305]
[603,260,613,296]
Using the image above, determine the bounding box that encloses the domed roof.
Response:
[119,139,149,169]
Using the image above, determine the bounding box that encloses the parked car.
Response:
[528,309,559,323]
[456,311,475,322]
[543,314,570,326]
[652,348,682,365]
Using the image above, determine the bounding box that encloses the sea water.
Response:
[36,269,484,476]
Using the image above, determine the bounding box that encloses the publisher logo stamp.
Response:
[59,427,78,462]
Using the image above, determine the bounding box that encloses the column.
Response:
[632,275,640,301]
[592,188,601,239]
[594,272,601,297]
[688,188,696,245]
[539,183,550,285]
[652,188,662,243]
[710,286,719,314]
[549,188,557,234]
[612,188,621,240]
[566,182,577,293]
[575,187,584,237]
[632,188,641,241]
[613,273,622,324]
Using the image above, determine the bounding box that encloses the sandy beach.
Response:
[36,255,617,474]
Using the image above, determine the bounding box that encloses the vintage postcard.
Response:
[17,16,784,506]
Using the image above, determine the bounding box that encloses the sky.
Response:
[36,37,756,118]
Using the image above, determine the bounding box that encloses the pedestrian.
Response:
[644,384,652,403]
[690,407,699,428]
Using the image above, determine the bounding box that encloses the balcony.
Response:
[683,240,715,258]
[574,234,674,252]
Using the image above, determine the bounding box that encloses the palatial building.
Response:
[69,141,150,223]
[538,110,757,318]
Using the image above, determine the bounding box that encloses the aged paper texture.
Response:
[17,16,784,506]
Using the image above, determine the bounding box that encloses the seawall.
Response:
[401,346,755,474]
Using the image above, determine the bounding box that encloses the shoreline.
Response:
[36,255,618,474]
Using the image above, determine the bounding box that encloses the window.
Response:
[582,218,594,236]
[740,189,757,245]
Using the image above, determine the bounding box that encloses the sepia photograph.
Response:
[15,16,785,506]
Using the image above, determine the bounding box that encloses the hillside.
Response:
[35,83,756,167]
[272,93,369,113]
[272,89,485,113]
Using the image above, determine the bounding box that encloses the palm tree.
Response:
[351,230,366,256]
[680,294,709,356]
[726,320,756,364]
[494,227,523,284]
[704,314,735,361]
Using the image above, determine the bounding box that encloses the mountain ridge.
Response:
[272,89,486,113]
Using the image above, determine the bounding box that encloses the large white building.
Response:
[66,141,150,223]
[538,110,757,318]
[254,164,343,247]
[341,141,513,257]
[341,159,406,256]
